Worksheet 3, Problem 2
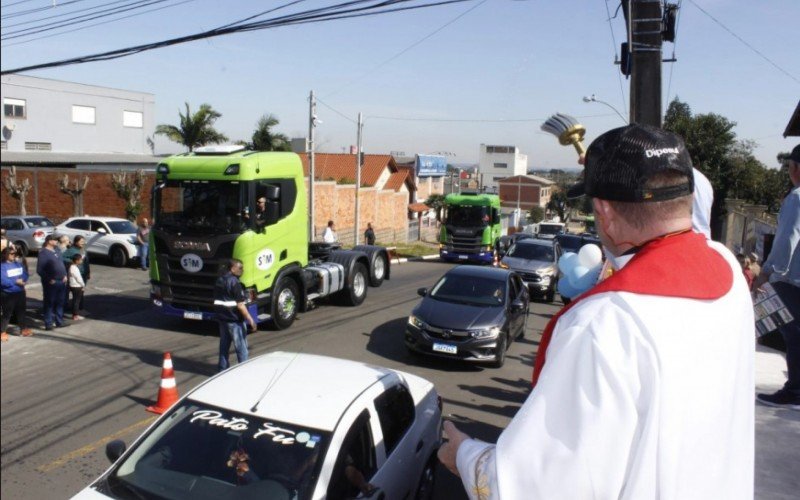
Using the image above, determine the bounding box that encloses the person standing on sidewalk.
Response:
[37,235,68,331]
[213,259,256,372]
[63,235,90,314]
[136,218,151,271]
[438,124,754,499]
[364,222,376,245]
[322,220,338,243]
[68,254,86,321]
[1,245,33,341]
[754,144,800,410]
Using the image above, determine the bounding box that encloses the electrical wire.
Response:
[1,0,475,74]
[687,0,799,85]
[366,113,618,122]
[2,0,196,47]
[316,97,358,124]
[1,0,90,21]
[323,0,487,99]
[604,0,628,121]
[1,0,39,8]
[3,0,140,29]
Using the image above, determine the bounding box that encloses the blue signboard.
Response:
[415,154,447,177]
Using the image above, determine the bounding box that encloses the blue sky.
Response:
[1,0,797,169]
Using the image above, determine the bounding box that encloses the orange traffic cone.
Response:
[146,352,180,414]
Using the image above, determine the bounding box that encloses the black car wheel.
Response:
[545,287,555,303]
[110,245,128,267]
[491,333,508,368]
[415,454,437,500]
[13,240,28,257]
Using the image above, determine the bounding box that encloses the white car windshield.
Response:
[102,401,330,500]
[106,221,138,234]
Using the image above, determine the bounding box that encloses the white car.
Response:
[72,352,443,500]
[56,217,140,267]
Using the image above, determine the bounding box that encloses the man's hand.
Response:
[752,271,769,292]
[438,420,470,477]
[248,318,257,332]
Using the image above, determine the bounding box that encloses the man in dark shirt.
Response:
[37,235,68,330]
[213,259,257,372]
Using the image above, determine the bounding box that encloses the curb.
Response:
[398,254,440,264]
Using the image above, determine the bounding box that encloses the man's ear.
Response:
[592,198,614,235]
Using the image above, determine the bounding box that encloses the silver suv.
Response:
[0,215,56,256]
[499,238,561,302]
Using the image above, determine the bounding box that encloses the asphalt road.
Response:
[2,258,798,499]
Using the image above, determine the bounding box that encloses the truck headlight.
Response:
[469,326,500,339]
[408,315,426,329]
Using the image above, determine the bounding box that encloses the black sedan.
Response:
[405,266,529,368]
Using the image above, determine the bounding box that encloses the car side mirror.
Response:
[105,439,127,463]
[510,299,525,313]
[97,227,107,234]
[417,287,427,297]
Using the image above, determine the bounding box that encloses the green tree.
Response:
[111,169,146,221]
[527,206,545,223]
[424,194,447,221]
[249,113,291,151]
[155,102,228,152]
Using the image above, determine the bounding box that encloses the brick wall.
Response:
[1,167,155,223]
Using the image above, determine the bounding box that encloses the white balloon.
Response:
[578,244,602,268]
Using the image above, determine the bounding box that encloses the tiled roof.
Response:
[384,170,409,192]
[395,165,417,191]
[409,202,430,212]
[300,153,394,187]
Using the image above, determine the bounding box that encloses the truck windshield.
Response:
[446,206,490,227]
[155,181,246,234]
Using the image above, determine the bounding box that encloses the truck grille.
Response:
[445,234,483,253]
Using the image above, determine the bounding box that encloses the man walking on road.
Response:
[213,259,256,372]
[37,235,68,330]
[754,144,800,410]
[438,124,754,499]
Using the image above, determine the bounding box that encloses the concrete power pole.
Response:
[629,0,663,127]
[354,112,363,246]
[308,90,316,240]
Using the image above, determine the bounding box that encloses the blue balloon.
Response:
[558,277,579,299]
[576,264,601,290]
[558,252,578,274]
[568,265,589,287]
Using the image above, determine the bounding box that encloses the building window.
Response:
[487,145,513,154]
[72,105,96,124]
[4,98,26,119]
[493,162,508,169]
[493,176,506,181]
[25,142,52,151]
[123,110,143,128]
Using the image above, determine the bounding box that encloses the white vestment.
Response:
[692,168,714,239]
[456,240,754,500]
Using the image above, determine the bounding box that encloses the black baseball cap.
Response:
[788,144,800,163]
[568,124,694,202]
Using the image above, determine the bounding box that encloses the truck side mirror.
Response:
[264,185,280,200]
[265,201,280,225]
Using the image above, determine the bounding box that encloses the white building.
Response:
[478,144,528,193]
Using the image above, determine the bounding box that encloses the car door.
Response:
[89,220,112,255]
[64,219,94,253]
[368,383,423,499]
[507,274,525,335]
[325,410,378,500]
[2,218,25,242]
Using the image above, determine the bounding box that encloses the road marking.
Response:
[36,416,156,473]
[92,286,122,294]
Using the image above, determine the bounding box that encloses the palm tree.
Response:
[249,113,291,151]
[155,102,228,152]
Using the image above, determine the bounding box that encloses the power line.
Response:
[3,0,138,28]
[2,0,196,46]
[603,0,627,119]
[687,0,800,86]
[366,113,618,123]
[1,0,475,74]
[1,0,90,21]
[1,0,39,7]
[323,0,487,99]
[316,97,358,124]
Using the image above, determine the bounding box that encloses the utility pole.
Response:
[308,91,316,240]
[354,112,363,246]
[628,0,663,127]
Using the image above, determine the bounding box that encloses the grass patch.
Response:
[382,241,439,258]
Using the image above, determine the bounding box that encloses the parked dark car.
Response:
[500,238,561,302]
[0,215,56,256]
[405,266,529,368]
[555,233,601,254]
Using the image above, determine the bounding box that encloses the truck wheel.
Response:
[110,246,128,267]
[342,263,368,306]
[368,253,387,287]
[271,277,299,330]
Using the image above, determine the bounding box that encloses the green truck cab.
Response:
[149,146,390,330]
[438,192,502,263]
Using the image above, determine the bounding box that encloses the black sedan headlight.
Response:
[408,315,426,329]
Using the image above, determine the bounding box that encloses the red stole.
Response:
[532,231,733,386]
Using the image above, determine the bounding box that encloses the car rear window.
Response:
[104,401,330,500]
[23,217,54,228]
[507,243,554,261]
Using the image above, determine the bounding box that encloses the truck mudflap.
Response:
[352,245,391,286]
[152,295,259,325]
[439,249,495,264]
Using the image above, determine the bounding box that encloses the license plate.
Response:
[432,343,457,354]
[183,311,203,320]
[458,255,468,260]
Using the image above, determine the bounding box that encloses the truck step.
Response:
[257,313,272,322]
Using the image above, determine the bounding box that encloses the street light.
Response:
[582,94,628,124]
